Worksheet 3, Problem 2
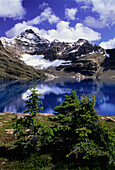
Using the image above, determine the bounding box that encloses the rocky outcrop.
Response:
[98,48,115,81]
[104,49,115,70]
[0,40,45,80]
[56,59,98,76]
[101,116,115,122]
[56,52,106,77]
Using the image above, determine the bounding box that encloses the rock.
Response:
[75,73,85,81]
[99,48,115,81]
[56,57,100,76]
[101,116,115,122]
[5,129,14,134]
[106,117,115,122]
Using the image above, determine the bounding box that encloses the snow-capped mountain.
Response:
[1,29,50,55]
[0,29,108,78]
[0,29,104,57]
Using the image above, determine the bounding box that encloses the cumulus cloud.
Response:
[6,20,101,42]
[6,21,29,38]
[5,22,46,38]
[6,7,60,37]
[65,8,78,20]
[75,0,91,4]
[27,7,59,25]
[91,0,115,25]
[100,38,115,49]
[76,0,115,26]
[84,16,107,28]
[38,21,101,42]
[0,0,26,19]
[39,2,49,9]
[80,5,90,10]
[5,3,101,43]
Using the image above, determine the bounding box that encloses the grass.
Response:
[0,112,55,169]
[101,115,115,132]
[0,112,115,169]
[0,113,15,147]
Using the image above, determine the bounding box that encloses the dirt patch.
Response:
[0,122,3,127]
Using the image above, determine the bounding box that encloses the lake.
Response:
[0,78,115,115]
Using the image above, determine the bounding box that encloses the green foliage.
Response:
[12,89,115,168]
[40,91,115,168]
[24,85,43,116]
[13,85,43,149]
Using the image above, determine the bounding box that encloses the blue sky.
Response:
[0,0,115,49]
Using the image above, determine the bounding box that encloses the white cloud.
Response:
[100,38,115,49]
[6,7,60,37]
[38,21,101,42]
[48,14,60,24]
[5,4,101,43]
[80,5,90,10]
[5,22,42,38]
[0,0,26,19]
[6,21,29,37]
[84,16,107,28]
[75,0,115,25]
[65,8,78,20]
[39,2,49,9]
[91,0,115,25]
[27,7,59,25]
[75,0,91,4]
[6,20,101,42]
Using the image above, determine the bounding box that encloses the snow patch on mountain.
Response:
[104,51,110,58]
[16,36,38,45]
[89,51,96,55]
[21,54,71,69]
[69,48,79,53]
[0,37,16,48]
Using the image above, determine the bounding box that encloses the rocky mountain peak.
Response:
[77,39,88,45]
[51,39,61,43]
[25,29,36,34]
[16,29,50,45]
[0,28,104,61]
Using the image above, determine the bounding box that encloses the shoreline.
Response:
[0,112,114,117]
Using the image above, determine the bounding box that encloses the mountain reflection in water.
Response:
[0,79,115,115]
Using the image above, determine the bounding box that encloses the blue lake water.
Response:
[0,79,115,115]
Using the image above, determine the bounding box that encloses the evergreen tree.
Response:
[41,91,115,168]
[14,85,43,150]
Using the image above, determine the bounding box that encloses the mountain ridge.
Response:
[0,29,114,81]
[0,29,104,57]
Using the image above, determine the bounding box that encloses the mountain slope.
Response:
[1,29,114,80]
[0,41,45,80]
[99,49,115,81]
